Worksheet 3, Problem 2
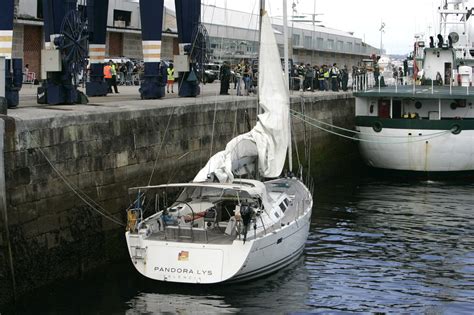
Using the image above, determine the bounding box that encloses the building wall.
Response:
[107,32,124,57]
[23,25,42,78]
[161,36,177,61]
[122,32,142,59]
[0,93,357,306]
[12,24,24,60]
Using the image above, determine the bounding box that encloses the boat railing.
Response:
[352,74,415,92]
[162,222,236,244]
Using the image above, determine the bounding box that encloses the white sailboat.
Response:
[124,9,313,284]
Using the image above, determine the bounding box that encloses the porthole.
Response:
[372,121,383,133]
[451,124,462,135]
[415,101,422,109]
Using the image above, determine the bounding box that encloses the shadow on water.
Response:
[5,172,474,314]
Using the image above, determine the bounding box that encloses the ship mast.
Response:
[283,0,293,173]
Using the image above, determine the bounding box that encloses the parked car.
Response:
[204,63,221,83]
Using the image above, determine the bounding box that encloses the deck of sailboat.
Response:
[265,177,311,224]
[137,177,310,245]
[146,227,236,244]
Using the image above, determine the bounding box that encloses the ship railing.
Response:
[352,74,415,92]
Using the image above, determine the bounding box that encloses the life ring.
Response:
[372,121,383,133]
[451,123,462,135]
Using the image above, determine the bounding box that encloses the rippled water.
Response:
[7,177,474,314]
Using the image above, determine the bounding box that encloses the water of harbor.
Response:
[7,175,474,314]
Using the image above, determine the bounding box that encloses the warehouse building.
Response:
[11,0,378,79]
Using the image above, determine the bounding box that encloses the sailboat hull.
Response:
[126,203,312,284]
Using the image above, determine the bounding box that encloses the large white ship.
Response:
[354,0,474,175]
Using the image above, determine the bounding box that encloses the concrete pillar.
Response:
[138,0,167,99]
[0,0,14,60]
[174,0,201,97]
[0,56,5,114]
[86,0,109,97]
[0,57,5,98]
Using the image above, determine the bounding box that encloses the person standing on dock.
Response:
[109,60,119,93]
[104,62,113,93]
[341,65,349,91]
[330,63,340,92]
[219,61,231,95]
[167,63,175,93]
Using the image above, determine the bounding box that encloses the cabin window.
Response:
[279,202,287,212]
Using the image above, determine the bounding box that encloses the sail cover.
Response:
[194,13,289,183]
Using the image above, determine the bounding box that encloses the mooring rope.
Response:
[291,109,450,139]
[18,120,125,227]
[147,107,176,186]
[291,112,452,144]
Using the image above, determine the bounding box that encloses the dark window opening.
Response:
[37,0,43,19]
[393,100,402,118]
[113,10,131,27]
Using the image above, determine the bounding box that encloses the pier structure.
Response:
[0,88,356,306]
[175,0,202,97]
[138,0,167,99]
[39,0,86,105]
[0,0,22,108]
[86,0,110,97]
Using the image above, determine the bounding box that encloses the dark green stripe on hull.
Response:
[356,116,474,130]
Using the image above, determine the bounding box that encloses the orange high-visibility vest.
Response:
[103,65,112,79]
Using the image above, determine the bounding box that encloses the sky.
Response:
[163,0,451,55]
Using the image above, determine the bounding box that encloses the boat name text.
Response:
[154,266,213,275]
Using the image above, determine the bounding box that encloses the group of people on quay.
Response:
[102,59,145,93]
[290,62,350,92]
[219,60,352,95]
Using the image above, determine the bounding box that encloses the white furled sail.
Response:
[194,13,289,183]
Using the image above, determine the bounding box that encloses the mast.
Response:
[283,0,293,173]
[257,0,265,116]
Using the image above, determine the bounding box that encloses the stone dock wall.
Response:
[0,93,356,306]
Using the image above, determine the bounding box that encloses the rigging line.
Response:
[205,97,219,179]
[292,113,452,144]
[209,98,218,161]
[147,107,176,186]
[290,111,302,172]
[291,109,450,138]
[232,103,238,138]
[21,126,125,226]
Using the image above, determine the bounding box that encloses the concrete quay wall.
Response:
[0,93,356,305]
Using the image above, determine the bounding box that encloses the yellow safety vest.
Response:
[167,68,174,81]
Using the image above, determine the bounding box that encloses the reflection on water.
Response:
[126,293,239,314]
[6,177,474,314]
[310,179,474,313]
